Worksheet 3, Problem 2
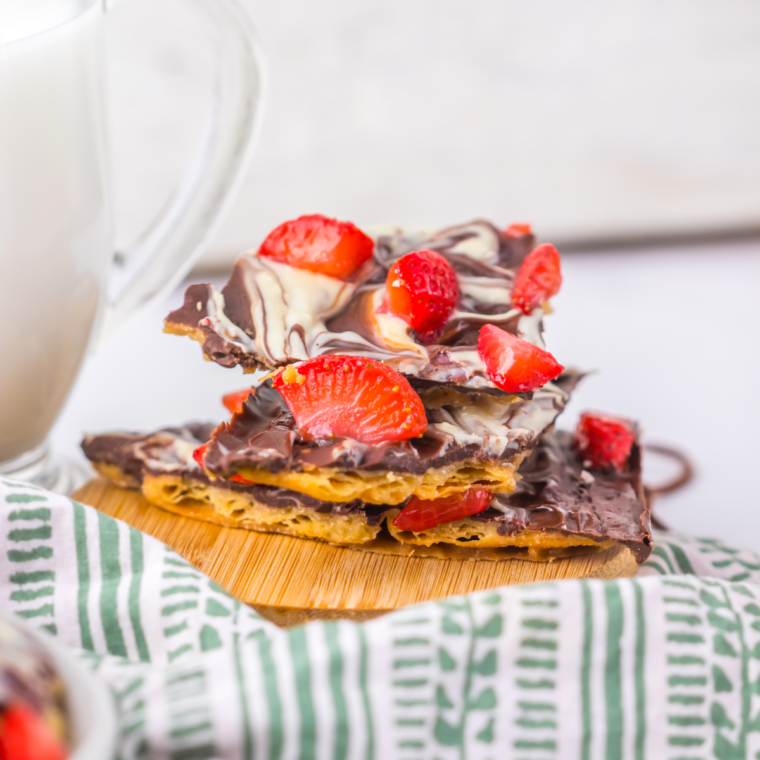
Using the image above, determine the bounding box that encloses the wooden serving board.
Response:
[74,479,637,627]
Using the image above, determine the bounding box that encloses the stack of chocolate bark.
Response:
[83,217,652,563]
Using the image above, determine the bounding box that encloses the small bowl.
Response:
[0,611,118,760]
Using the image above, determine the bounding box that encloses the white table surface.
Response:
[52,239,760,551]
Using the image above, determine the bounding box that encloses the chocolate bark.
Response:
[82,425,650,562]
[164,220,549,392]
[478,431,651,562]
[203,373,579,479]
[82,424,386,525]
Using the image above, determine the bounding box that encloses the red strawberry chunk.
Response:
[230,474,257,485]
[222,388,254,415]
[385,249,459,342]
[574,412,636,471]
[272,356,427,444]
[192,441,209,469]
[0,703,66,760]
[504,222,533,238]
[392,488,492,532]
[477,324,563,393]
[511,243,562,314]
[258,214,374,280]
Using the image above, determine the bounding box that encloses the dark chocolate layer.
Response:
[480,431,650,562]
[82,424,215,484]
[81,424,386,525]
[204,373,579,478]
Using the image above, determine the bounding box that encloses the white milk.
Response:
[0,1,112,462]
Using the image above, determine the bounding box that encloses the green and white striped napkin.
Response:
[3,474,760,760]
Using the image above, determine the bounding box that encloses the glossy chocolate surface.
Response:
[81,424,386,524]
[165,220,549,391]
[82,423,650,561]
[203,373,579,477]
[479,431,650,562]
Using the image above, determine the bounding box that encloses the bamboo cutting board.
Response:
[73,479,637,627]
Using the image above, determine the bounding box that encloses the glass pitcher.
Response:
[0,0,264,491]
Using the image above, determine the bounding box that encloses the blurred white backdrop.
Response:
[106,0,760,267]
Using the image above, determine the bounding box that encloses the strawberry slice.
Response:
[504,222,533,238]
[230,474,257,485]
[392,488,492,532]
[192,441,209,468]
[477,324,563,393]
[385,249,459,342]
[574,412,636,471]
[0,703,67,760]
[258,214,374,280]
[511,243,562,314]
[222,388,254,415]
[272,356,427,444]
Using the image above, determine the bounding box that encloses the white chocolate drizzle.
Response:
[187,221,552,390]
[238,256,358,364]
[427,381,568,457]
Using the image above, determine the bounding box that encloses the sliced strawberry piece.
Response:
[222,388,254,415]
[477,324,563,393]
[574,412,636,471]
[230,474,257,485]
[272,356,427,444]
[192,441,209,469]
[0,703,67,760]
[511,243,562,314]
[392,488,492,532]
[385,249,459,342]
[258,214,374,280]
[504,222,533,238]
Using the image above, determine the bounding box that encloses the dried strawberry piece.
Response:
[385,249,459,342]
[477,324,564,393]
[192,441,209,469]
[504,222,533,238]
[574,412,636,471]
[222,388,254,415]
[511,243,562,314]
[272,356,427,444]
[0,703,67,760]
[258,214,374,280]
[392,488,492,532]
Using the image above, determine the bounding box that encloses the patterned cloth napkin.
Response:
[2,475,760,760]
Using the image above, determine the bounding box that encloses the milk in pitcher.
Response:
[0,0,112,462]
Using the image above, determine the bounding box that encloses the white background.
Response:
[106,0,760,267]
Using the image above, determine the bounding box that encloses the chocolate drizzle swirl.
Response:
[164,220,546,391]
[203,372,579,478]
[81,424,386,525]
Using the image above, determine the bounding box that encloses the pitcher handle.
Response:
[102,0,265,336]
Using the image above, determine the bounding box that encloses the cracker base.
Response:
[235,457,522,506]
[93,464,623,562]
